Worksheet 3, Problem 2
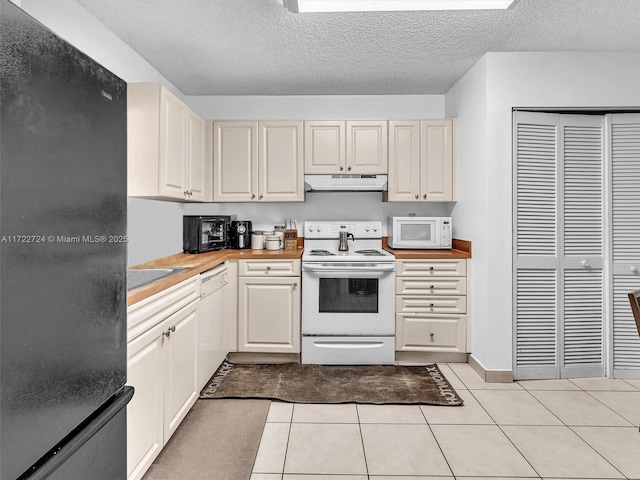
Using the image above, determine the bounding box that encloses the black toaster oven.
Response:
[183,215,237,253]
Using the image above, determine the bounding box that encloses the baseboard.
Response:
[228,352,300,364]
[395,351,467,365]
[468,354,513,383]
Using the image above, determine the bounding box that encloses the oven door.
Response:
[302,263,395,335]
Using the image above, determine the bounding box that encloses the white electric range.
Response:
[301,220,396,365]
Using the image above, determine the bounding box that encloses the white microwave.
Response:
[388,216,452,249]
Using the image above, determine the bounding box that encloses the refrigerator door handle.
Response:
[19,386,134,480]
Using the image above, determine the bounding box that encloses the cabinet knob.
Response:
[251,194,256,199]
[430,332,435,339]
[581,259,590,268]
[430,285,435,289]
[429,266,434,271]
[340,166,344,171]
[430,303,435,308]
[347,166,352,171]
[259,194,264,200]
[293,282,298,288]
[163,326,175,337]
[423,194,427,199]
[415,194,419,199]
[266,266,271,271]
[630,266,638,274]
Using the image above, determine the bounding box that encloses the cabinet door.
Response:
[158,87,188,199]
[396,314,467,352]
[164,301,199,443]
[304,121,345,173]
[213,121,258,202]
[346,120,388,174]
[259,121,304,202]
[186,111,209,202]
[421,119,453,201]
[387,120,421,202]
[126,321,165,480]
[238,277,300,353]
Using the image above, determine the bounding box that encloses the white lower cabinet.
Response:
[237,260,301,353]
[395,259,468,353]
[126,277,200,480]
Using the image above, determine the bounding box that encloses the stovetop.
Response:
[306,248,390,257]
[302,220,395,263]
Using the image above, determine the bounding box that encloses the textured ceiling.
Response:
[76,0,640,95]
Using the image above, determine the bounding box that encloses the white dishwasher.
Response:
[197,262,228,391]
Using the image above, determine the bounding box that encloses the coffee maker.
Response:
[230,220,252,249]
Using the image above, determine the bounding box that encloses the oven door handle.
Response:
[311,340,387,349]
[303,264,396,272]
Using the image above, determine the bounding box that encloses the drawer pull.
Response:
[429,266,434,271]
[430,303,434,308]
[430,332,435,339]
[266,266,271,271]
[430,285,434,289]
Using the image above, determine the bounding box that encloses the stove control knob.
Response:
[364,225,370,232]
[316,225,322,232]
[372,224,378,232]
[308,225,315,232]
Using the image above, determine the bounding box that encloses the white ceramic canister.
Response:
[251,231,264,250]
[273,227,285,249]
[264,235,281,250]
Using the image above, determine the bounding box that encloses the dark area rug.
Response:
[200,361,463,406]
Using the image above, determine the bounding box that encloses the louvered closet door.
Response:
[610,114,640,378]
[513,112,604,380]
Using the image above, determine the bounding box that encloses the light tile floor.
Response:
[250,363,640,480]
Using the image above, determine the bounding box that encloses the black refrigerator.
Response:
[0,1,133,479]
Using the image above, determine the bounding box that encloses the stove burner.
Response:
[355,249,384,256]
[308,249,336,256]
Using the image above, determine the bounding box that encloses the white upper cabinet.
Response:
[346,121,388,174]
[213,121,257,202]
[304,120,388,174]
[387,119,456,202]
[259,121,305,202]
[304,121,346,173]
[128,83,212,202]
[213,120,304,202]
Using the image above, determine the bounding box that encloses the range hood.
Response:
[304,174,388,192]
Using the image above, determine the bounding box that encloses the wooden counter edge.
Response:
[382,237,472,259]
[127,247,304,306]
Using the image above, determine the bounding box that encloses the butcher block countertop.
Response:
[128,238,471,306]
[383,238,472,259]
[127,247,304,306]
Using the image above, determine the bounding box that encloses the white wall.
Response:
[444,56,489,367]
[188,95,444,120]
[446,51,640,372]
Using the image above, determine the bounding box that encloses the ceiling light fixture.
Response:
[283,0,518,13]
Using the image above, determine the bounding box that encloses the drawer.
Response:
[396,314,467,352]
[396,259,466,277]
[127,275,200,342]
[396,295,466,314]
[239,259,300,276]
[396,277,466,296]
